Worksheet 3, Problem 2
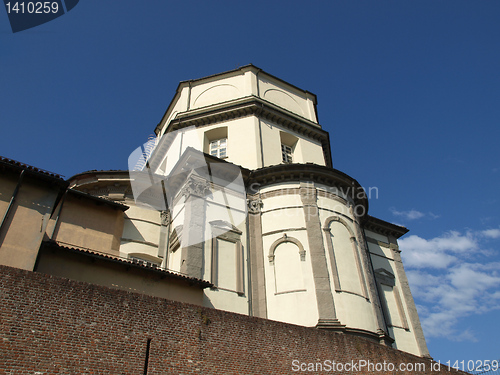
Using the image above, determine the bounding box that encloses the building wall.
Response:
[259,182,319,327]
[35,246,204,305]
[120,202,162,261]
[49,193,124,254]
[365,229,428,357]
[157,66,319,141]
[0,174,60,271]
[152,117,325,174]
[101,170,426,356]
[0,265,460,375]
[63,65,428,359]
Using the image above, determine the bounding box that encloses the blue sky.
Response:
[1,0,499,367]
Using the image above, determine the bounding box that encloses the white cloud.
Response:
[481,228,500,239]
[390,208,441,221]
[403,248,456,269]
[402,229,500,341]
[410,264,500,340]
[428,212,441,220]
[399,231,477,269]
[390,208,425,220]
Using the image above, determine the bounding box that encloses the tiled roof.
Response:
[0,156,64,180]
[41,240,213,288]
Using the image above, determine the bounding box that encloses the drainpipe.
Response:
[256,68,261,98]
[48,188,68,240]
[0,169,25,236]
[187,80,192,111]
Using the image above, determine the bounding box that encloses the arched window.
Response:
[269,234,306,294]
[323,216,368,298]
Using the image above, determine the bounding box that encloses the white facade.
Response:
[69,65,429,358]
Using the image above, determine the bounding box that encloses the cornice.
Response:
[68,170,130,185]
[248,164,368,219]
[364,215,409,238]
[67,188,129,211]
[177,64,317,100]
[67,157,368,219]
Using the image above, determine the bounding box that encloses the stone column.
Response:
[247,195,267,318]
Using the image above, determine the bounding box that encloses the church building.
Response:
[0,65,429,359]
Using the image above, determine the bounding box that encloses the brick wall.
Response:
[0,265,463,374]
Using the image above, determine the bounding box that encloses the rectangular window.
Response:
[210,138,227,158]
[281,144,293,163]
[210,234,244,295]
[215,238,237,291]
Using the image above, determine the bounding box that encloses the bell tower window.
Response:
[280,131,298,164]
[205,126,228,159]
[210,138,227,158]
[281,144,293,163]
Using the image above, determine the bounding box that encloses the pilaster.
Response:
[299,182,338,325]
[247,195,267,318]
[179,176,210,279]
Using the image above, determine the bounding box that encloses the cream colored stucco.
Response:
[264,231,319,327]
[53,195,124,254]
[158,66,318,136]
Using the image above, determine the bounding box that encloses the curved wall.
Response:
[256,180,382,336]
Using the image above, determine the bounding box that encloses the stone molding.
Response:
[323,215,369,299]
[268,234,306,264]
[374,268,410,331]
[388,235,430,357]
[364,215,409,239]
[247,199,267,319]
[317,189,350,205]
[262,227,307,237]
[210,223,244,296]
[260,188,301,199]
[181,176,212,198]
[246,198,263,214]
[160,210,170,226]
[248,164,368,220]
